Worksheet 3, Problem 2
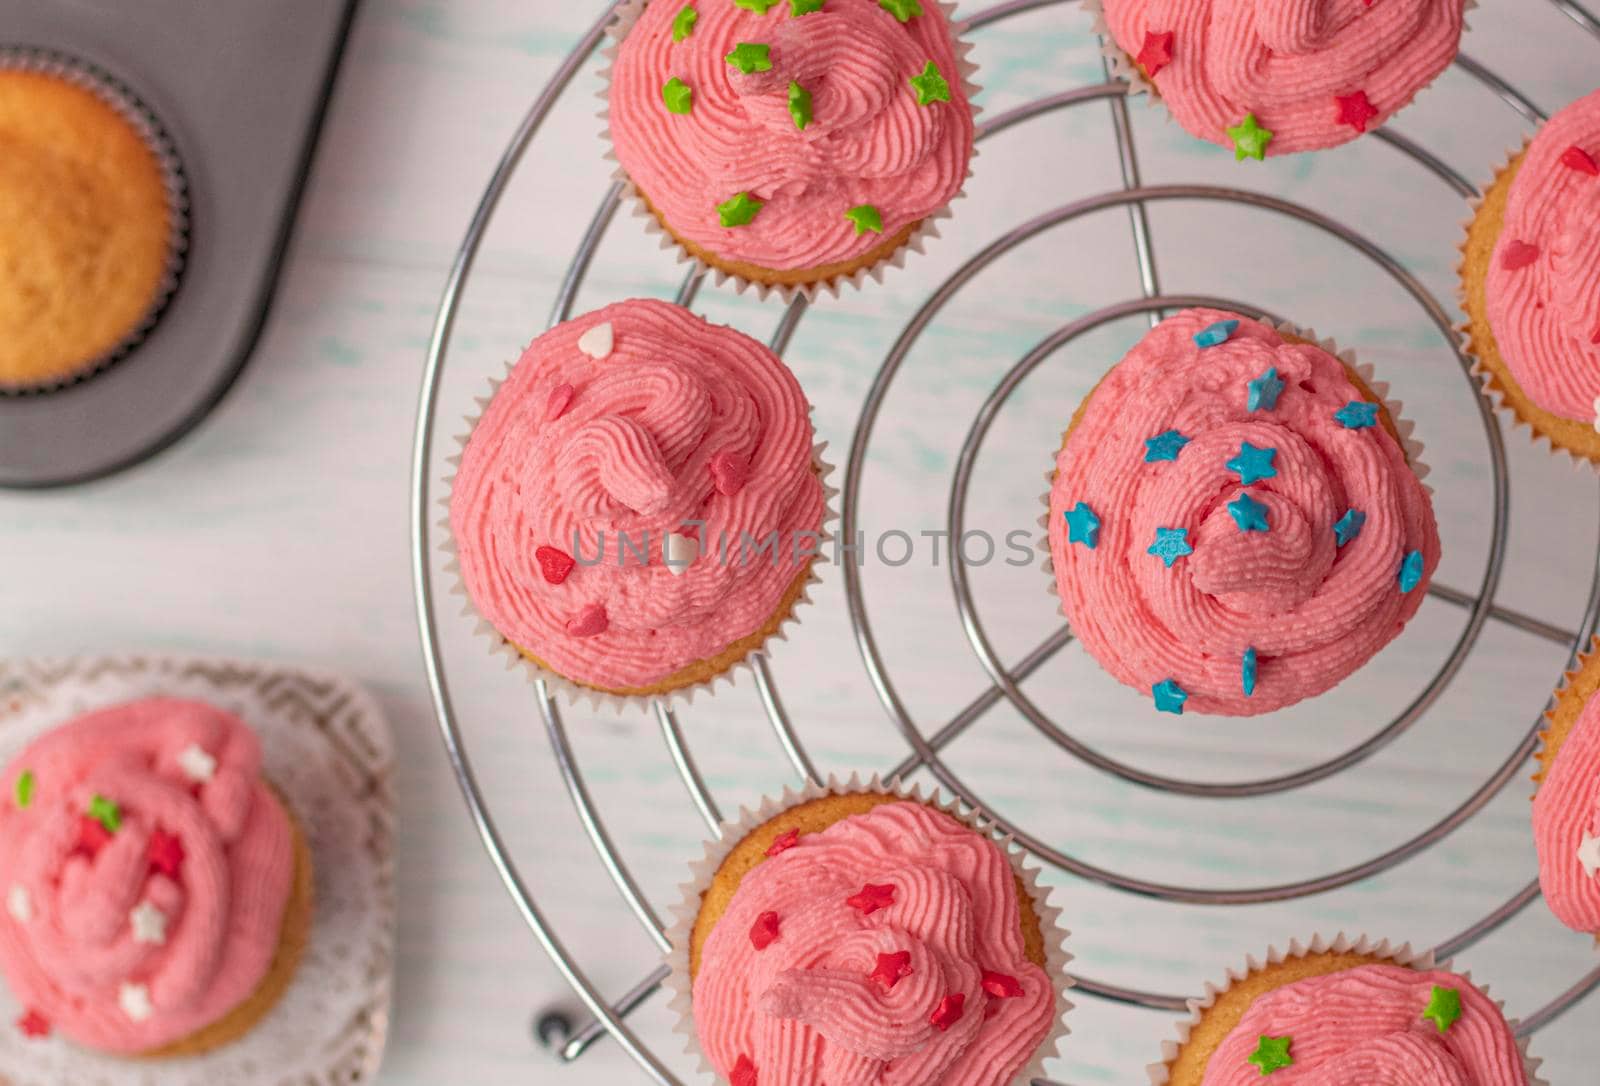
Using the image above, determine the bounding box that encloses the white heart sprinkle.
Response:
[577,321,614,360]
[119,982,153,1022]
[7,884,31,924]
[177,743,217,783]
[665,532,698,576]
[1579,832,1600,878]
[130,901,168,946]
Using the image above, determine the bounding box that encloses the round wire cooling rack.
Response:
[411,2,1600,1082]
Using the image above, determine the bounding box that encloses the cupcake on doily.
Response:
[1089,0,1467,159]
[448,298,830,707]
[604,0,976,296]
[0,698,311,1056]
[1046,309,1439,717]
[1532,637,1600,937]
[1460,87,1600,464]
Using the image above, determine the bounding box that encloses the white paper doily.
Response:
[0,655,396,1086]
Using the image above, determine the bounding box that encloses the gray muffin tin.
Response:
[0,0,357,488]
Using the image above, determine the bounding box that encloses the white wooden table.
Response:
[3,2,1597,1082]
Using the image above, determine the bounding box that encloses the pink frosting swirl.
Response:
[608,0,973,270]
[1102,0,1465,155]
[0,698,294,1053]
[1532,685,1600,933]
[693,802,1055,1086]
[451,299,824,691]
[1049,310,1439,716]
[1202,964,1528,1085]
[1484,89,1600,422]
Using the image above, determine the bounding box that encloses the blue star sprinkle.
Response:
[1247,366,1284,412]
[1334,400,1380,429]
[1225,442,1278,486]
[1147,526,1193,568]
[1333,509,1366,547]
[1242,647,1258,697]
[1144,429,1191,463]
[1227,492,1270,533]
[1152,679,1188,715]
[1193,319,1240,349]
[1064,502,1100,549]
[1398,549,1425,593]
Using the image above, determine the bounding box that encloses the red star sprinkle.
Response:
[709,451,750,497]
[565,603,609,637]
[1500,239,1540,270]
[981,970,1024,999]
[749,910,781,951]
[845,882,896,915]
[868,950,913,991]
[1135,30,1174,78]
[75,815,112,858]
[546,382,576,420]
[731,1054,758,1086]
[1561,145,1599,176]
[1334,90,1379,133]
[764,828,799,857]
[535,545,576,585]
[16,1009,49,1039]
[928,992,966,1031]
[148,828,185,880]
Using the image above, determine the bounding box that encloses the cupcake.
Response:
[604,0,975,295]
[1460,88,1600,463]
[0,697,311,1056]
[1047,309,1439,717]
[1090,1,1467,158]
[669,780,1069,1085]
[1154,936,1537,1084]
[449,298,829,705]
[0,53,186,393]
[1532,637,1600,936]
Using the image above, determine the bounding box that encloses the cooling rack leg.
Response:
[558,964,671,1062]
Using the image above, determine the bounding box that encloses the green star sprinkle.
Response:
[87,794,121,834]
[790,0,824,13]
[1228,112,1274,161]
[787,80,813,130]
[1422,986,1462,1033]
[672,4,698,40]
[1247,1035,1293,1076]
[908,60,950,106]
[844,204,883,234]
[15,770,34,809]
[735,0,782,12]
[725,41,772,73]
[879,0,922,21]
[717,191,764,227]
[662,77,693,114]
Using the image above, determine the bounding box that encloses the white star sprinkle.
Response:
[119,982,153,1022]
[6,884,31,924]
[1578,832,1600,878]
[664,532,698,576]
[176,743,216,782]
[130,901,168,945]
[576,321,614,360]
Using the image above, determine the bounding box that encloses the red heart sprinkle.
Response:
[749,910,781,951]
[845,882,896,915]
[764,828,799,857]
[1334,90,1378,133]
[546,383,576,420]
[535,545,576,585]
[731,1054,758,1086]
[148,828,185,880]
[981,970,1024,999]
[75,815,111,858]
[1561,145,1599,176]
[1500,239,1540,270]
[928,992,966,1031]
[16,1009,49,1039]
[1591,323,1600,345]
[709,451,750,497]
[1135,30,1174,78]
[868,950,913,991]
[565,603,608,638]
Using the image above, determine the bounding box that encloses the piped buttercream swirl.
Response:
[1532,685,1600,933]
[1049,309,1439,716]
[0,698,294,1053]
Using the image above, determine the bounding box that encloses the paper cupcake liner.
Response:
[1038,318,1433,607]
[441,358,839,714]
[597,0,981,303]
[662,773,1073,1085]
[0,47,189,397]
[1146,933,1544,1086]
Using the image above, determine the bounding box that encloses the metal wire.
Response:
[411,0,1600,1080]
